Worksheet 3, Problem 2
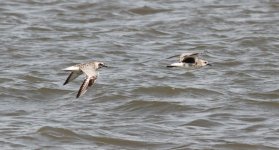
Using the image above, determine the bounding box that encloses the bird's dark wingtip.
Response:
[166,54,180,59]
[76,81,85,99]
[63,72,74,86]
[167,65,177,68]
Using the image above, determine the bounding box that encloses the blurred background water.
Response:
[0,0,279,149]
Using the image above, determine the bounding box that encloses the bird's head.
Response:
[96,62,108,69]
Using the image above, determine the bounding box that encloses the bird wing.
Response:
[76,76,97,98]
[180,52,200,62]
[180,52,199,58]
[166,54,180,59]
[75,64,98,98]
[62,65,80,71]
[167,52,200,62]
[63,70,83,85]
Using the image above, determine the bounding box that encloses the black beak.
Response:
[103,64,108,67]
[207,64,212,66]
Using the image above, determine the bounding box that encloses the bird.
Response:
[167,52,211,68]
[62,61,107,98]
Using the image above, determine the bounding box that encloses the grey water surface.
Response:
[1,0,279,149]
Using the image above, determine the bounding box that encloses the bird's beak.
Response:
[207,63,212,66]
[103,64,108,67]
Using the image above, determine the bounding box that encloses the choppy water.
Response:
[1,0,279,149]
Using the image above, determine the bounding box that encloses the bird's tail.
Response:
[166,63,184,67]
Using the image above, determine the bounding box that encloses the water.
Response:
[1,0,279,149]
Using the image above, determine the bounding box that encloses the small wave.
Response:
[22,74,48,83]
[237,37,270,47]
[242,124,265,132]
[0,110,28,116]
[133,86,222,97]
[203,4,240,9]
[36,87,70,95]
[5,87,71,100]
[3,12,26,19]
[248,90,279,100]
[133,86,185,96]
[90,136,162,148]
[214,142,278,150]
[246,99,279,108]
[0,140,26,149]
[22,0,60,5]
[219,60,243,67]
[114,100,192,113]
[37,126,163,148]
[37,126,81,139]
[25,26,53,32]
[144,28,170,36]
[63,2,97,10]
[60,17,105,24]
[183,119,223,127]
[207,112,233,118]
[129,6,170,15]
[181,87,223,96]
[237,117,267,122]
[238,97,279,109]
[224,71,254,78]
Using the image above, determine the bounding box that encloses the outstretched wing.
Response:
[63,71,82,85]
[76,76,97,98]
[166,54,180,59]
[180,52,200,63]
[62,65,80,71]
[167,52,200,62]
[77,63,98,98]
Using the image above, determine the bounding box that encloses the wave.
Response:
[214,142,278,150]
[133,86,223,97]
[114,99,193,113]
[36,126,164,148]
[129,6,171,15]
[182,119,223,127]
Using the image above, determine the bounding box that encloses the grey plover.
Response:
[63,61,107,98]
[167,52,211,68]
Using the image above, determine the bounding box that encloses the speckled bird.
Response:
[62,61,107,98]
[167,52,211,68]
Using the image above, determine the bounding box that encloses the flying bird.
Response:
[167,52,211,68]
[62,61,107,98]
